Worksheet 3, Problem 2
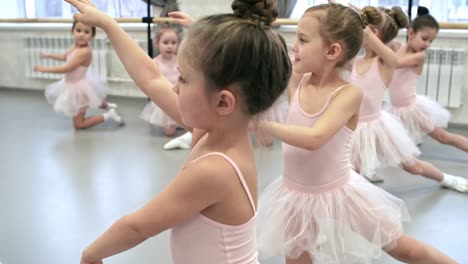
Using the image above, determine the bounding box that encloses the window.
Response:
[0,0,25,18]
[290,0,468,22]
[448,0,468,21]
[1,0,153,18]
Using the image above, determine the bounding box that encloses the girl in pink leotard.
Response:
[35,21,124,129]
[64,0,291,263]
[387,8,468,152]
[349,6,467,194]
[256,3,455,264]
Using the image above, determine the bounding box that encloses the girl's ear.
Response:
[407,28,415,39]
[215,89,237,116]
[326,42,343,62]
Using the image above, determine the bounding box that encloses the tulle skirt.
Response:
[249,93,289,145]
[140,101,177,127]
[388,95,451,144]
[260,92,289,123]
[257,171,410,263]
[45,74,107,116]
[350,111,421,176]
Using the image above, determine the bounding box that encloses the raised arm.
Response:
[34,48,90,73]
[65,0,186,129]
[396,51,425,68]
[168,11,194,28]
[80,155,231,264]
[364,27,398,68]
[387,39,402,52]
[40,52,67,61]
[262,85,362,150]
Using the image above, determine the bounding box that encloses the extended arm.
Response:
[34,48,90,73]
[80,156,230,263]
[40,52,67,61]
[262,85,362,150]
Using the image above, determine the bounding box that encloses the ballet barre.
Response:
[0,18,466,29]
[0,17,298,26]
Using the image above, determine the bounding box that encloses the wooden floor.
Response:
[1,88,467,264]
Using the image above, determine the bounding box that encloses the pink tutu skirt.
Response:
[388,95,451,144]
[350,111,421,176]
[257,171,410,263]
[140,101,177,127]
[45,74,107,116]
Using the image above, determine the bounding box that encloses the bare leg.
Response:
[73,109,104,129]
[387,234,456,264]
[286,252,313,264]
[164,125,177,137]
[429,127,468,152]
[401,159,444,182]
[402,159,468,192]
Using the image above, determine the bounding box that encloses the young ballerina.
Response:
[388,8,468,151]
[349,6,468,193]
[256,3,456,264]
[65,0,291,263]
[142,17,193,149]
[34,21,124,129]
[140,23,181,137]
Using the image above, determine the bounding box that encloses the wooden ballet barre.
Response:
[0,17,176,24]
[0,18,467,29]
[0,17,298,26]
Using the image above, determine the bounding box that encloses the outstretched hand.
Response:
[168,11,193,28]
[33,65,44,72]
[64,0,112,29]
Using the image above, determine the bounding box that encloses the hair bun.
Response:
[417,6,430,16]
[391,6,409,29]
[232,0,278,27]
[359,11,370,28]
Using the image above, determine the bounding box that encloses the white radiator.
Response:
[417,48,465,108]
[24,36,108,81]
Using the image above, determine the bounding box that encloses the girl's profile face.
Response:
[72,22,94,47]
[173,43,215,129]
[408,27,437,52]
[292,14,327,74]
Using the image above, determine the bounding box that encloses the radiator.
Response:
[24,36,108,81]
[417,48,465,108]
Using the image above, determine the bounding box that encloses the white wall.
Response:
[0,0,467,124]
